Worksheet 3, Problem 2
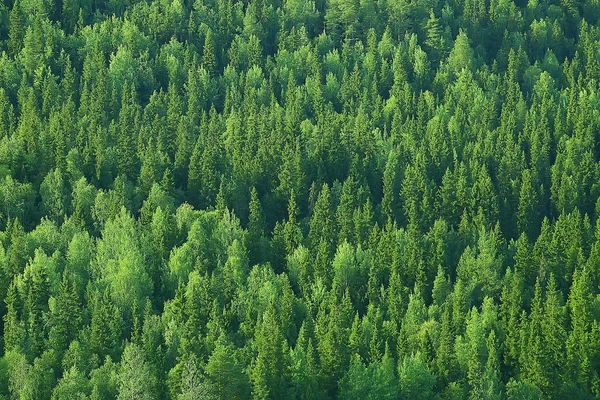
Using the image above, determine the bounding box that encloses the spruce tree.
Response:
[202,29,217,76]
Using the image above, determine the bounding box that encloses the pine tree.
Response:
[289,334,322,400]
[448,30,475,75]
[381,150,401,224]
[9,0,25,56]
[118,343,158,400]
[90,291,123,361]
[202,29,217,76]
[0,88,11,140]
[522,278,548,392]
[283,193,303,258]
[22,253,50,359]
[61,0,80,34]
[48,277,81,354]
[117,82,140,180]
[500,269,524,372]
[18,88,41,159]
[435,304,457,385]
[246,187,267,266]
[431,266,451,313]
[165,83,183,159]
[251,301,289,399]
[40,168,68,225]
[336,177,359,244]
[248,35,262,68]
[565,267,598,393]
[481,330,503,400]
[173,121,191,189]
[349,312,366,359]
[309,183,334,252]
[425,10,447,65]
[205,335,251,399]
[180,271,211,359]
[8,218,28,278]
[4,281,25,353]
[187,137,202,208]
[518,169,540,240]
[541,274,566,397]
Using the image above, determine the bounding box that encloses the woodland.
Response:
[0,0,599,398]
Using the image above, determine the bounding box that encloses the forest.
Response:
[0,0,598,398]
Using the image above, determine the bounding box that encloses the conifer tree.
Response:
[48,277,81,355]
[202,29,217,77]
[246,187,267,265]
[518,169,540,240]
[3,282,25,353]
[8,0,24,56]
[118,343,158,400]
[117,82,140,180]
[251,301,289,399]
[205,335,251,399]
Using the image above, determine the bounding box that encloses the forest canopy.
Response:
[0,0,599,398]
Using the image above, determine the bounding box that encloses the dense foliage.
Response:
[0,0,599,398]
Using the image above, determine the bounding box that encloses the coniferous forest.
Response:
[0,0,600,397]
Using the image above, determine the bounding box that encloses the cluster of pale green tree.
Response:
[0,0,599,398]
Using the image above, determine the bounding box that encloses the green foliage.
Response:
[118,343,158,400]
[0,0,597,398]
[95,207,152,311]
[338,353,397,400]
[205,335,252,399]
[398,352,437,400]
[52,366,91,400]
